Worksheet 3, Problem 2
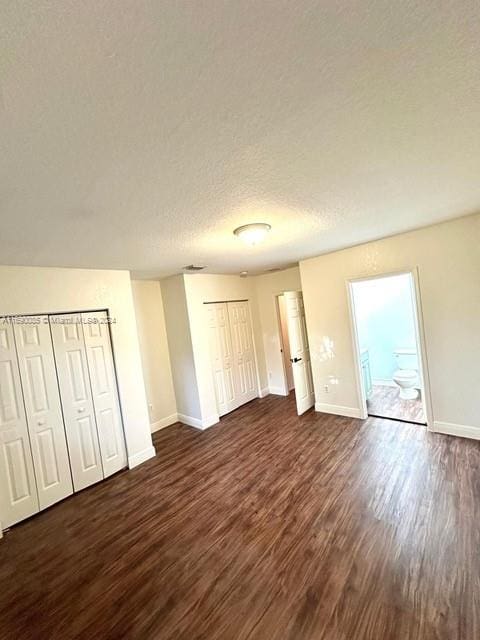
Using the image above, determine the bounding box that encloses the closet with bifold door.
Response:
[206,300,258,417]
[0,310,127,530]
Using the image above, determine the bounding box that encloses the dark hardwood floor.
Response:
[1,395,479,640]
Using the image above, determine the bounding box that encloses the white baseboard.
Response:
[258,387,270,398]
[432,421,480,441]
[269,385,288,396]
[201,414,220,429]
[177,413,219,430]
[177,413,202,429]
[128,445,156,469]
[315,402,364,419]
[150,413,178,433]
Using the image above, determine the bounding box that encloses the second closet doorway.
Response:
[206,300,258,417]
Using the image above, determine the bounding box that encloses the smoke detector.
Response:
[183,265,206,272]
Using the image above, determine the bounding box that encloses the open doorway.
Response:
[275,291,315,415]
[349,272,429,426]
[277,294,295,394]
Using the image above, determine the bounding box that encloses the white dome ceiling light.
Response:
[233,223,271,246]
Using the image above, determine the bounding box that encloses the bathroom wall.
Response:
[352,273,417,382]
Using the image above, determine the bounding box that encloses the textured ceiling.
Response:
[1,1,479,278]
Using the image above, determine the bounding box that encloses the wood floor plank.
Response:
[0,395,478,639]
[367,384,425,423]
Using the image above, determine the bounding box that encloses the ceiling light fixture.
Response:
[233,223,271,245]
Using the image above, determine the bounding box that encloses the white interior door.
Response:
[206,303,237,416]
[50,314,104,491]
[227,301,257,407]
[82,312,127,477]
[14,318,73,510]
[0,320,39,528]
[284,291,315,415]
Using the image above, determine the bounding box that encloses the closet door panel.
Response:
[206,304,237,416]
[0,321,39,528]
[14,319,73,510]
[50,314,103,491]
[227,302,257,405]
[82,312,127,477]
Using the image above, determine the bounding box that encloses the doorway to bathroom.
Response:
[349,272,428,426]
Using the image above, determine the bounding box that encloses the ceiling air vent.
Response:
[183,264,206,272]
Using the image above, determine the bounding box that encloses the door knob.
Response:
[37,419,45,426]
[77,407,86,413]
[290,357,302,363]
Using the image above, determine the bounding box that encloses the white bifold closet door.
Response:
[207,301,257,417]
[13,319,73,510]
[0,321,39,527]
[50,314,104,491]
[227,302,257,408]
[81,312,127,478]
[206,303,237,416]
[50,312,127,491]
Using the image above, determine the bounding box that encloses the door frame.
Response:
[346,268,433,428]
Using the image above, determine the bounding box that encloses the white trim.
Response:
[201,414,220,429]
[269,385,289,396]
[150,413,178,433]
[432,421,480,441]
[258,387,270,398]
[315,402,364,419]
[177,412,219,430]
[177,413,202,428]
[128,446,156,469]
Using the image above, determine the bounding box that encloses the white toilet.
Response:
[393,348,419,400]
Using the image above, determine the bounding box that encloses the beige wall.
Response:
[183,273,267,427]
[159,268,303,428]
[300,214,480,434]
[0,265,155,468]
[131,280,177,432]
[161,275,201,423]
[253,267,302,395]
